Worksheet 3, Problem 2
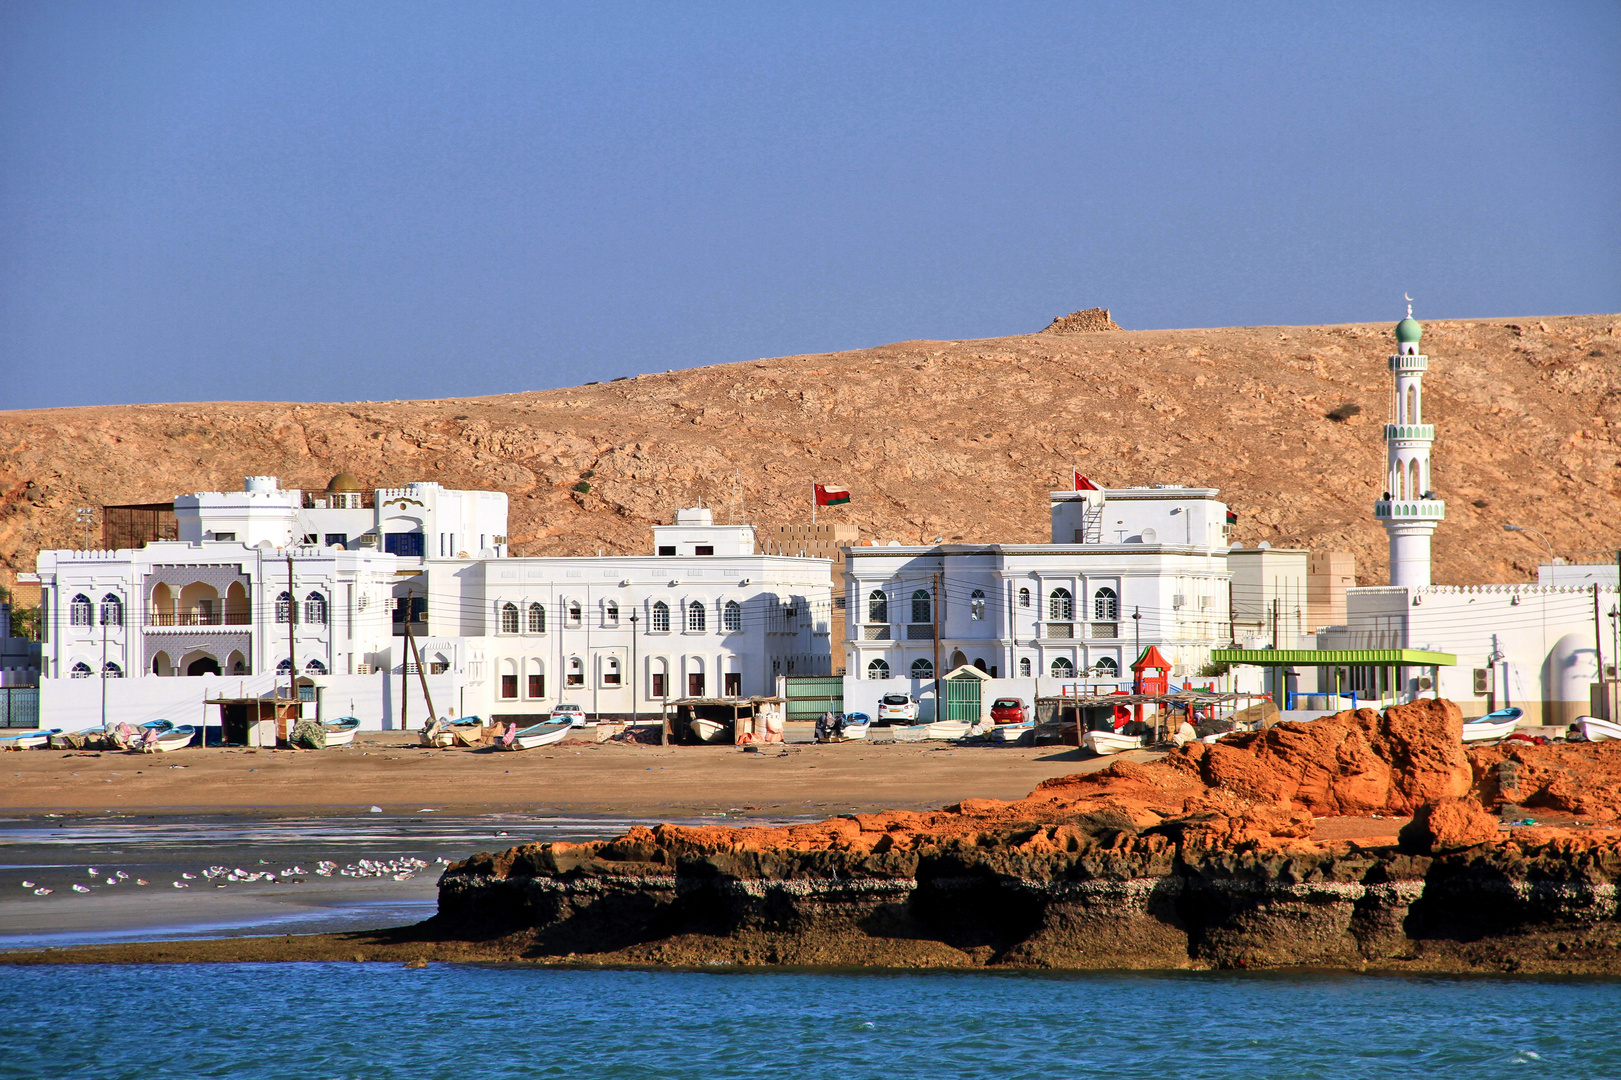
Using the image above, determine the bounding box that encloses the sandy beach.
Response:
[1,727,1139,819]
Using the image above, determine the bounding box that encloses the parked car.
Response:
[550,703,587,727]
[877,693,919,725]
[990,698,1029,724]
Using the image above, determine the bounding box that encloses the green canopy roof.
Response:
[1211,648,1455,667]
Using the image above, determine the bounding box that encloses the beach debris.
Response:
[369,805,383,813]
[32,887,52,896]
[71,884,90,893]
[136,879,149,886]
[20,880,33,888]
[214,881,228,888]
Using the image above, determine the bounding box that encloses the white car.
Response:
[550,703,588,727]
[877,693,919,725]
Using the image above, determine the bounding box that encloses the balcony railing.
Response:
[1044,623,1074,639]
[906,624,935,641]
[862,625,891,640]
[145,611,251,627]
[1089,623,1119,639]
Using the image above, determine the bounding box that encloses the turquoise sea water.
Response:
[2,964,1617,1079]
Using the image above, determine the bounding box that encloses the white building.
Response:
[841,484,1234,720]
[423,507,832,722]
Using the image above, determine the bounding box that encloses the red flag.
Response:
[814,484,850,507]
[1074,473,1100,491]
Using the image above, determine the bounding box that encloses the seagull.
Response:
[181,872,196,879]
[105,877,117,885]
[136,879,149,886]
[20,880,33,888]
[87,867,99,876]
[71,883,90,893]
[172,881,189,889]
[33,887,52,896]
[115,871,128,880]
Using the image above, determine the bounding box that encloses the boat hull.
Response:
[1460,719,1519,743]
[1082,730,1143,755]
[323,726,360,747]
[689,719,730,744]
[143,727,196,753]
[990,721,1034,743]
[1577,716,1621,742]
[508,722,571,749]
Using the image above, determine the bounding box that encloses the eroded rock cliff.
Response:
[431,700,1621,973]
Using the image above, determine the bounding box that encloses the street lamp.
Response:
[629,610,639,729]
[1503,524,1555,562]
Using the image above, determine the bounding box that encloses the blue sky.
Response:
[2,1,1617,409]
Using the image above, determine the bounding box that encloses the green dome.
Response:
[1395,315,1422,345]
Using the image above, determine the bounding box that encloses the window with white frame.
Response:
[69,594,92,627]
[1094,656,1119,677]
[603,656,621,686]
[102,661,123,678]
[70,661,93,678]
[867,657,890,679]
[605,600,619,626]
[305,592,327,625]
[1018,587,1031,608]
[723,600,741,632]
[1051,656,1074,678]
[1093,587,1119,621]
[911,590,930,624]
[1018,657,1031,677]
[568,601,582,627]
[528,602,545,633]
[687,601,706,632]
[910,658,933,680]
[99,594,123,627]
[868,590,888,623]
[1048,588,1073,620]
[566,656,584,687]
[276,592,294,624]
[970,589,986,620]
[651,601,670,632]
[500,603,519,634]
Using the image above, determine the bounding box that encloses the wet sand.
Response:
[2,728,1141,819]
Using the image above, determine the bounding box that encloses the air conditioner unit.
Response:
[1606,664,1618,680]
[1172,594,1186,608]
[1472,668,1492,695]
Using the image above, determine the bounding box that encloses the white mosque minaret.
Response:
[1375,301,1445,588]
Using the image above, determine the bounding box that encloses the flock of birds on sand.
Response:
[21,856,448,896]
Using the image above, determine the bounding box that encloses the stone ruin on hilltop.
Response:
[1039,307,1122,334]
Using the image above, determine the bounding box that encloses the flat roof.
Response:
[1211,648,1456,666]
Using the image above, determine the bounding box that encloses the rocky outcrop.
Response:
[1039,307,1122,334]
[429,701,1621,973]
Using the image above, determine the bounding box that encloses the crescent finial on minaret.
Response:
[1404,292,1413,317]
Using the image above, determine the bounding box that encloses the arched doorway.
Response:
[186,655,221,677]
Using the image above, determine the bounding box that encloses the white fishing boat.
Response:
[0,729,55,750]
[142,724,197,753]
[1082,729,1144,755]
[504,720,571,749]
[1577,715,1621,742]
[839,713,871,740]
[1461,707,1522,743]
[989,720,1034,743]
[902,720,970,741]
[689,718,730,744]
[322,716,361,747]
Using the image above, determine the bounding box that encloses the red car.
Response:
[990,698,1028,724]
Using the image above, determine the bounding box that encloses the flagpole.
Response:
[811,483,816,525]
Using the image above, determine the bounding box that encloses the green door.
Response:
[783,676,844,721]
[944,674,981,723]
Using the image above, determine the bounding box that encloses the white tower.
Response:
[1375,303,1444,587]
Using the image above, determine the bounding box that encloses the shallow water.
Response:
[0,813,670,949]
[2,964,1616,1079]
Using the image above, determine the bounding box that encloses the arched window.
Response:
[305,658,327,674]
[723,600,742,632]
[910,658,934,680]
[867,658,890,679]
[911,589,931,624]
[1048,588,1073,620]
[1018,657,1032,678]
[528,602,546,633]
[500,602,519,634]
[1093,587,1119,621]
[70,661,93,678]
[603,656,621,686]
[970,589,986,621]
[276,658,294,674]
[275,592,294,624]
[1406,385,1418,424]
[1018,587,1031,608]
[99,594,123,627]
[687,601,706,632]
[568,601,582,627]
[304,592,327,625]
[102,661,123,678]
[605,600,619,626]
[1051,656,1074,678]
[566,656,584,687]
[69,594,93,627]
[1094,656,1119,677]
[651,601,670,632]
[868,590,888,623]
[1410,459,1422,499]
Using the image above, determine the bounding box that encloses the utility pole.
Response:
[932,570,942,720]
[1270,598,1279,648]
[99,605,109,730]
[1594,584,1606,720]
[406,622,437,721]
[630,611,639,728]
[1133,605,1142,659]
[398,619,409,733]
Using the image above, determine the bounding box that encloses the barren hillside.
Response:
[3,313,1618,588]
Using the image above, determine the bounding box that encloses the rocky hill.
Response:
[2,313,1618,587]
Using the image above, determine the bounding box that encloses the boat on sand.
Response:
[1082,729,1143,755]
[689,718,730,744]
[990,720,1034,743]
[141,724,197,752]
[1461,707,1522,743]
[322,716,361,746]
[501,720,571,749]
[1576,715,1621,742]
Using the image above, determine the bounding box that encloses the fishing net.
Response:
[289,719,327,749]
